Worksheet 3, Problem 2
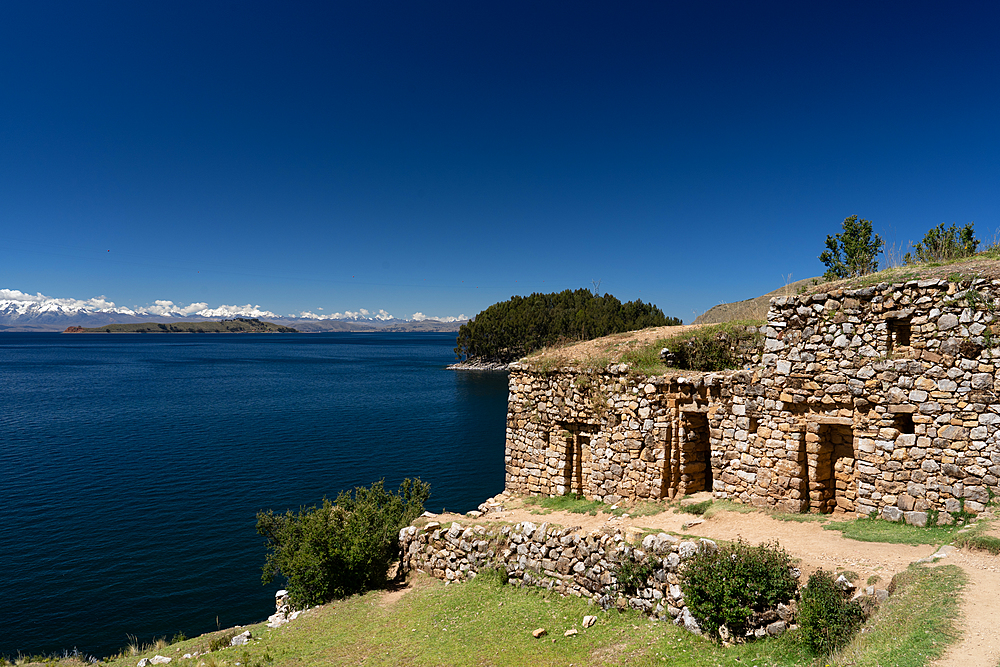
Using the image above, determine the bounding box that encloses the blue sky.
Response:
[2,1,998,322]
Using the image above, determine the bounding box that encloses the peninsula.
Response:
[63,318,299,334]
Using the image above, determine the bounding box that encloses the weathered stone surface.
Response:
[231,630,252,646]
[503,280,1000,527]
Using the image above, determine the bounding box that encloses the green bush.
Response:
[661,322,762,371]
[208,630,237,652]
[905,222,979,264]
[680,540,798,640]
[615,553,657,595]
[257,478,430,608]
[798,569,866,655]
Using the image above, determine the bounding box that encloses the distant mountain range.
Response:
[0,297,466,333]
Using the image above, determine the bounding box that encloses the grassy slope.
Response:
[28,560,960,667]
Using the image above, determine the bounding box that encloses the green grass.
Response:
[822,515,967,546]
[830,564,965,667]
[524,493,607,515]
[52,561,966,667]
[617,320,765,375]
[701,499,759,519]
[677,500,713,516]
[954,532,1000,555]
[523,494,667,518]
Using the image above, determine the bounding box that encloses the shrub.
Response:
[208,630,237,652]
[613,552,657,596]
[661,322,762,371]
[257,478,430,608]
[678,500,713,515]
[472,566,509,587]
[905,222,979,264]
[680,539,798,640]
[798,569,866,655]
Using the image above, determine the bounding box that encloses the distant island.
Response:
[64,318,299,334]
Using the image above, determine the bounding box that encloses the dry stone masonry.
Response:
[505,278,1000,524]
[399,519,799,635]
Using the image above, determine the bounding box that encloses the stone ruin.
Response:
[504,277,1000,525]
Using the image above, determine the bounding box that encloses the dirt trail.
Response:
[458,494,933,585]
[431,495,1000,666]
[932,548,1000,667]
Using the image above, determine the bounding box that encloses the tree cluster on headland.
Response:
[453,289,680,364]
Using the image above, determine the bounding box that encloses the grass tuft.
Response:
[954,532,1000,555]
[830,564,965,667]
[822,515,964,546]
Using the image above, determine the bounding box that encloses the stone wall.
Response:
[399,519,762,633]
[505,278,1000,524]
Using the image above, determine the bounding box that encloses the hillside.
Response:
[526,252,1000,372]
[64,318,299,334]
[693,276,824,324]
[696,252,1000,325]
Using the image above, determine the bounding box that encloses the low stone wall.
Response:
[399,519,797,636]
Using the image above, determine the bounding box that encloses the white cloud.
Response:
[411,312,467,323]
[0,289,45,303]
[196,304,280,318]
[0,288,132,314]
[139,300,209,316]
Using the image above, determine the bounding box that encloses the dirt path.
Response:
[932,548,1000,667]
[433,494,1000,667]
[463,494,934,586]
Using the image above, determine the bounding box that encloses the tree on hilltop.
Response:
[819,215,884,279]
[454,288,681,364]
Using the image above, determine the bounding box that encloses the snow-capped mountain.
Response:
[0,289,466,332]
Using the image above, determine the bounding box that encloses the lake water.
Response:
[0,332,509,658]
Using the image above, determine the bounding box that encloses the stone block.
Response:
[882,506,904,522]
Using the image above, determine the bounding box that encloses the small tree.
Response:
[819,215,884,279]
[257,478,430,608]
[904,222,978,264]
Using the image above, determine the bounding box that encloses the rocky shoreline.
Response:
[446,360,509,371]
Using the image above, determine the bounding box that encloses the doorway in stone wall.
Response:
[559,425,590,496]
[811,423,855,513]
[679,411,712,494]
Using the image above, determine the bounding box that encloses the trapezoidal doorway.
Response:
[806,421,855,513]
[678,411,712,495]
[558,424,591,496]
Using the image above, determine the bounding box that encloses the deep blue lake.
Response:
[0,332,508,658]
